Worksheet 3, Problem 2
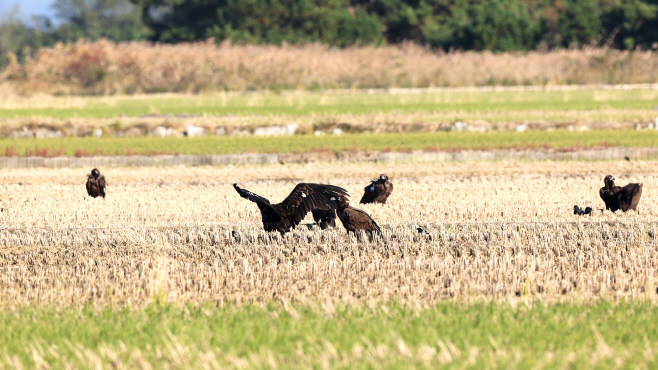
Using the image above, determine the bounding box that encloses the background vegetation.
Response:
[2,0,658,72]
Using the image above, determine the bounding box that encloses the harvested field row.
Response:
[0,170,653,228]
[1,221,657,308]
[0,161,656,308]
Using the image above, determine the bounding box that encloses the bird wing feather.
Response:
[278,183,348,227]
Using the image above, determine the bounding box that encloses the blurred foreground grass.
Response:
[1,301,656,369]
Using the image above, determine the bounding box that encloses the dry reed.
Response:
[2,39,658,95]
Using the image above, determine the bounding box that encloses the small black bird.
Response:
[574,205,593,216]
[417,227,430,235]
[574,205,583,215]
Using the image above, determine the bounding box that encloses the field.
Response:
[1,160,658,368]
[1,88,658,157]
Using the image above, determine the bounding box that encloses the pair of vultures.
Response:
[234,174,393,236]
[574,175,643,215]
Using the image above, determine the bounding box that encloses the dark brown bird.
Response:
[234,183,349,233]
[599,175,643,212]
[336,196,382,236]
[311,209,336,229]
[86,168,106,198]
[360,174,393,204]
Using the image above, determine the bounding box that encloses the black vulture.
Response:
[360,174,393,204]
[599,175,643,212]
[336,196,382,235]
[86,168,106,198]
[233,183,348,233]
[311,209,337,229]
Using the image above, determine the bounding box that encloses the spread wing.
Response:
[621,183,641,199]
[234,183,283,227]
[276,183,349,228]
[360,181,382,204]
[234,183,271,205]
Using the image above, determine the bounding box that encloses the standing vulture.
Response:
[599,175,642,212]
[360,174,393,204]
[311,209,336,229]
[233,183,349,233]
[336,196,382,236]
[86,168,106,198]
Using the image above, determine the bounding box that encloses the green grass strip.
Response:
[1,130,657,157]
[1,89,657,119]
[1,301,657,369]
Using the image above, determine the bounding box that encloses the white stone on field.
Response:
[185,126,205,137]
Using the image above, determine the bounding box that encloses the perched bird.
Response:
[335,196,382,236]
[599,175,643,212]
[417,227,430,235]
[360,174,393,204]
[86,168,106,198]
[573,205,593,216]
[233,183,349,233]
[311,209,336,229]
[573,205,582,215]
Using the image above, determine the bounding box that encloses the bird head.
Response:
[379,174,388,181]
[91,168,100,178]
[334,195,349,209]
[604,175,615,187]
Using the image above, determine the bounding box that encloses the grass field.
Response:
[2,161,658,368]
[1,302,657,369]
[1,89,657,120]
[2,129,658,157]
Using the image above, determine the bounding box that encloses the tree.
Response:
[53,0,151,42]
[131,0,382,45]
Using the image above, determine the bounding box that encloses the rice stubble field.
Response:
[1,161,658,367]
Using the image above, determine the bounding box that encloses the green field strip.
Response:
[0,89,656,119]
[0,130,657,157]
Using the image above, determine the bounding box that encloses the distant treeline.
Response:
[1,0,657,70]
[134,0,658,51]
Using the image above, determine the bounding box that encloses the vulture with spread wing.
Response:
[360,174,393,204]
[233,183,349,233]
[336,196,382,236]
[86,168,106,198]
[599,175,642,212]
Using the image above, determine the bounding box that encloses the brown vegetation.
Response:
[0,161,657,308]
[2,39,658,95]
